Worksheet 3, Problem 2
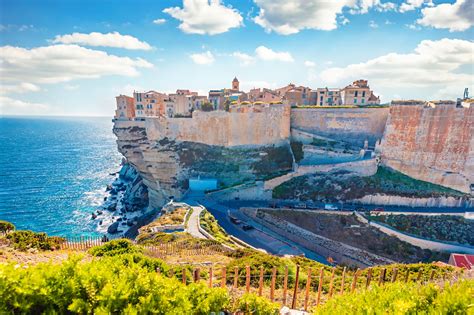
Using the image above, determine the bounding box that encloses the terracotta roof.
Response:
[449,253,474,269]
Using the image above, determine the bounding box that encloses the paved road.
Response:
[185,205,207,239]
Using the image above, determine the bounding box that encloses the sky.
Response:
[0,0,473,116]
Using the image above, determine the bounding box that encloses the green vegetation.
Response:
[89,239,142,256]
[273,166,467,201]
[0,254,280,314]
[368,214,474,245]
[201,102,214,112]
[0,220,15,233]
[199,209,235,247]
[5,230,64,251]
[290,141,304,163]
[313,280,474,314]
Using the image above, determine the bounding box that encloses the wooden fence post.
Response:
[404,269,410,283]
[209,267,213,288]
[304,268,312,311]
[182,268,186,285]
[194,268,201,282]
[316,268,324,307]
[328,267,336,297]
[270,267,277,302]
[429,270,436,281]
[291,265,300,310]
[366,269,372,289]
[391,268,398,283]
[340,267,347,295]
[258,266,264,296]
[245,265,250,293]
[156,267,161,275]
[351,268,360,292]
[233,267,239,289]
[417,269,423,283]
[283,266,288,306]
[170,268,174,278]
[378,268,386,286]
[221,267,227,288]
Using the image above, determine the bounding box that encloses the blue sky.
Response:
[0,0,472,116]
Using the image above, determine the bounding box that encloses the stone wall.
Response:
[290,108,390,146]
[380,104,473,194]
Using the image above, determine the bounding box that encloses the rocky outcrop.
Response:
[113,106,293,209]
[380,104,473,194]
[353,194,473,208]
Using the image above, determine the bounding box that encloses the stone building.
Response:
[340,80,380,106]
[114,95,135,120]
[315,88,342,106]
[134,90,166,118]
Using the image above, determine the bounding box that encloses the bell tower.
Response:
[232,77,239,91]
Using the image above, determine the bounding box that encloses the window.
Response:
[354,99,357,103]
[362,99,365,104]
[320,96,323,101]
[320,102,323,105]
[362,91,366,97]
[355,91,358,97]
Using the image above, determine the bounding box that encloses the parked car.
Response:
[242,224,254,231]
[324,204,339,210]
[373,207,385,212]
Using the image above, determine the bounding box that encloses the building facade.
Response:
[340,80,380,106]
[134,90,166,118]
[114,95,135,120]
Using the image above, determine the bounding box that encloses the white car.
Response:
[324,204,339,210]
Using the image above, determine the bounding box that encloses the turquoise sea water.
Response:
[0,116,121,237]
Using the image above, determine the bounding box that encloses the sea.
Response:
[0,116,122,237]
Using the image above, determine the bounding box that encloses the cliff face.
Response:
[113,105,293,209]
[380,104,473,194]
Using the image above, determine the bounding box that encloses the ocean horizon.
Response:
[0,116,121,237]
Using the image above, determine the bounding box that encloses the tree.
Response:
[201,102,214,112]
[0,220,15,234]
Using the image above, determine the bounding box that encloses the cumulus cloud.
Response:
[190,51,215,64]
[1,83,41,95]
[0,96,50,115]
[320,38,473,99]
[253,0,395,34]
[399,0,433,12]
[232,52,255,66]
[153,18,166,25]
[52,32,152,50]
[369,20,379,28]
[255,46,294,62]
[163,0,243,35]
[304,61,316,67]
[417,0,473,32]
[0,44,153,85]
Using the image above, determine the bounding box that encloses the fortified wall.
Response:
[290,107,390,146]
[380,103,473,194]
[113,104,294,208]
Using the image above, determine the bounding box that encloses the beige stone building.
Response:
[340,80,380,106]
[114,95,135,120]
[134,90,167,118]
[315,88,342,106]
[248,88,282,103]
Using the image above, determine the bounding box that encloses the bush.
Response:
[313,280,474,314]
[0,255,279,314]
[89,239,141,256]
[6,230,64,251]
[0,220,15,233]
[234,293,280,315]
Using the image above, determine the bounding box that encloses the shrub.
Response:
[6,230,64,251]
[313,280,474,314]
[89,239,141,256]
[234,293,280,315]
[0,220,15,233]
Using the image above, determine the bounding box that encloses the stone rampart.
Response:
[380,104,473,193]
[290,107,390,146]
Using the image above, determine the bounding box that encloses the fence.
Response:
[155,264,462,312]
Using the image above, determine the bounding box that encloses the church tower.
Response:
[232,77,239,91]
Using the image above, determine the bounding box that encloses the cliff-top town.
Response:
[114,78,382,120]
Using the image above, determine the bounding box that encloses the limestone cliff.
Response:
[113,105,293,209]
[380,104,473,194]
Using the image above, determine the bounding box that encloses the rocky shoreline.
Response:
[90,162,149,238]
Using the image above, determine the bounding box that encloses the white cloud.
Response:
[369,20,379,28]
[320,38,473,100]
[417,0,473,32]
[153,18,167,25]
[253,0,395,34]
[304,60,316,67]
[232,52,255,66]
[399,0,433,12]
[190,51,215,64]
[64,84,79,90]
[255,46,294,62]
[340,16,350,25]
[0,44,153,85]
[52,32,152,50]
[1,83,41,95]
[0,96,50,115]
[163,0,243,35]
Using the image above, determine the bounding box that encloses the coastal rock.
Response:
[107,221,120,234]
